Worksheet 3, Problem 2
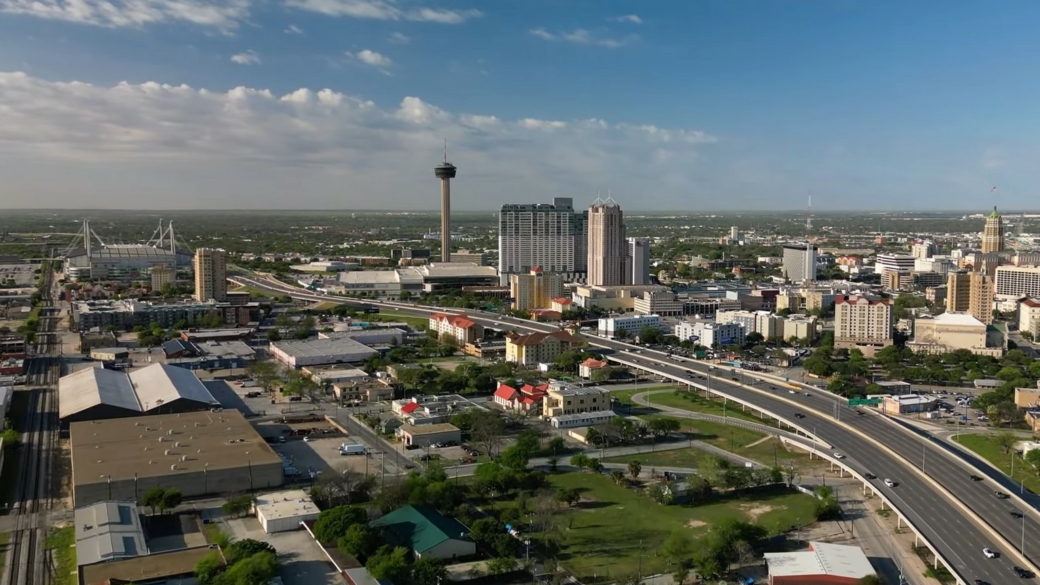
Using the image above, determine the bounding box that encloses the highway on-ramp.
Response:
[236,274,1030,584]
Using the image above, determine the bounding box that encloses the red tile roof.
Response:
[431,312,478,329]
[494,385,519,401]
[1023,298,1040,308]
[552,297,573,305]
[400,402,420,414]
[506,330,581,347]
[581,357,607,369]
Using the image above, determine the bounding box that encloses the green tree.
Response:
[216,551,278,585]
[557,487,581,507]
[225,539,276,565]
[987,402,1019,427]
[412,558,447,585]
[313,505,368,543]
[337,524,382,560]
[628,460,642,479]
[194,552,225,584]
[160,487,182,513]
[141,486,165,516]
[610,469,626,485]
[661,530,693,568]
[486,556,518,575]
[365,546,412,583]
[993,431,1018,455]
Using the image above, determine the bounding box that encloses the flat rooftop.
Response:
[272,337,377,358]
[255,489,319,522]
[399,423,460,436]
[79,546,214,585]
[70,410,280,484]
[549,383,608,397]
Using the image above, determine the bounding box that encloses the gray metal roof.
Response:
[59,363,216,420]
[75,501,148,566]
[60,367,140,419]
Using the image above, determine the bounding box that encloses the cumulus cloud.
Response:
[609,14,642,24]
[0,0,251,29]
[0,71,715,209]
[284,0,480,23]
[230,50,261,65]
[529,27,638,48]
[347,49,393,72]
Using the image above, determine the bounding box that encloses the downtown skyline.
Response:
[1,0,1039,211]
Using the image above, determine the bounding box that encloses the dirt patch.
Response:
[738,503,780,521]
[685,519,708,529]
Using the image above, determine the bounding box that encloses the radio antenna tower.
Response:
[805,195,815,285]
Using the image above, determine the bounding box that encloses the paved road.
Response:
[234,274,1028,584]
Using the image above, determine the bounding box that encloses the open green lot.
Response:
[544,472,817,582]
[647,390,770,424]
[372,310,429,330]
[45,526,76,585]
[229,285,275,298]
[952,433,1039,495]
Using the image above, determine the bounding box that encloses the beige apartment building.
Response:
[505,330,582,367]
[946,271,993,324]
[587,199,627,286]
[193,248,227,302]
[834,294,892,357]
[542,381,611,418]
[510,268,564,311]
[151,264,176,292]
[1020,298,1040,339]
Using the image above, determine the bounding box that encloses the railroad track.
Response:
[3,267,60,585]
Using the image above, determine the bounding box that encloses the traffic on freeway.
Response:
[235,274,1033,584]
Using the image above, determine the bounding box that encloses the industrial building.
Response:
[269,337,379,368]
[69,410,283,507]
[319,328,406,346]
[764,542,874,584]
[370,505,475,560]
[254,489,320,533]
[59,363,218,425]
[75,501,148,566]
[328,263,499,295]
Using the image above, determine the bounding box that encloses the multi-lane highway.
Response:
[234,273,1032,584]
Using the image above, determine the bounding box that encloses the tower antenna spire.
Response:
[443,139,448,163]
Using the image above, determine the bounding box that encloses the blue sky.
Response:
[0,0,1036,211]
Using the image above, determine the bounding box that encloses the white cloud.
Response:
[284,0,480,23]
[0,0,250,29]
[230,50,261,65]
[347,49,393,70]
[609,14,642,24]
[0,71,715,209]
[529,27,638,48]
[387,31,410,44]
[285,23,303,33]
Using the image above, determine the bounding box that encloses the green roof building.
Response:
[369,505,476,560]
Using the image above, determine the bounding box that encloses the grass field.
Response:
[371,310,429,330]
[45,526,76,585]
[545,472,817,582]
[229,285,275,298]
[609,387,676,408]
[647,390,769,424]
[952,433,1039,495]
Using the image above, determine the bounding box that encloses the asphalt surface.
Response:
[234,274,1036,584]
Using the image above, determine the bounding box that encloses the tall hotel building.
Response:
[498,198,588,282]
[981,206,1005,254]
[587,198,627,286]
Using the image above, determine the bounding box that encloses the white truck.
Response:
[339,443,367,456]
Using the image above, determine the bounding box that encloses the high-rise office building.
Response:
[627,238,651,285]
[982,206,1005,254]
[781,245,818,283]
[498,198,587,281]
[874,254,916,275]
[911,242,935,260]
[587,199,627,286]
[509,268,564,311]
[193,248,227,302]
[151,264,175,292]
[995,265,1040,299]
[945,270,993,324]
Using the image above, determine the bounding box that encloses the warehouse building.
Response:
[70,410,283,507]
[254,489,320,534]
[764,541,874,584]
[370,505,475,561]
[270,337,379,368]
[319,328,406,346]
[59,363,218,426]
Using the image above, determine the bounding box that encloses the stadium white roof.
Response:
[59,363,216,420]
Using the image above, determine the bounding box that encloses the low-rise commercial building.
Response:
[542,381,610,418]
[597,314,663,338]
[73,299,260,331]
[632,291,684,316]
[882,394,937,415]
[505,330,582,367]
[70,410,283,507]
[255,489,320,533]
[551,409,616,429]
[396,423,462,447]
[270,337,379,368]
[673,319,746,348]
[370,505,475,561]
[764,541,875,585]
[493,382,547,413]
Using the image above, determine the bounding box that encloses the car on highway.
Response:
[1013,566,1034,578]
[970,474,983,481]
[974,579,990,585]
[982,547,997,558]
[1011,511,1023,518]
[864,472,876,480]
[833,452,845,459]
[794,413,805,419]
[994,491,1009,499]
[884,478,896,487]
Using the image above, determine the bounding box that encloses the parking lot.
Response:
[221,515,340,585]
